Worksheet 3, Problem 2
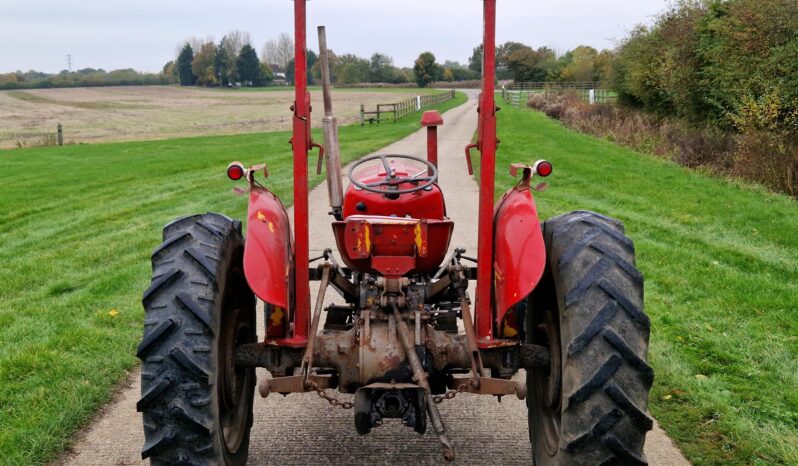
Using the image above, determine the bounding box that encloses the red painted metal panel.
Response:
[243,187,292,312]
[332,217,452,276]
[475,0,498,346]
[341,167,446,221]
[493,187,546,330]
[420,110,444,127]
[421,110,443,170]
[426,127,439,170]
[292,0,310,345]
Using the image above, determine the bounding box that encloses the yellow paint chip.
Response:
[257,211,266,222]
[414,224,424,252]
[268,221,275,233]
[502,320,518,338]
[270,307,285,327]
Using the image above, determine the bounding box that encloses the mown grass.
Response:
[488,105,798,465]
[0,91,466,465]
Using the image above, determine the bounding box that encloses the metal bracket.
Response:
[450,376,526,400]
[299,264,331,389]
[259,374,334,397]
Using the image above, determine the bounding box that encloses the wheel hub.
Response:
[533,307,562,457]
[218,268,255,456]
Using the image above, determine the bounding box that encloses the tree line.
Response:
[0,68,169,90]
[169,31,616,89]
[467,42,613,84]
[168,31,479,88]
[0,30,617,91]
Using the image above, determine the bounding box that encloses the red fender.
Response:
[493,186,546,335]
[243,186,292,312]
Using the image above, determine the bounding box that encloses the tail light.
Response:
[534,160,553,177]
[227,162,246,181]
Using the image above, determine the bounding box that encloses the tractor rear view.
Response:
[137,2,653,464]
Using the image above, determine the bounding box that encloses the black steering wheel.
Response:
[348,154,438,195]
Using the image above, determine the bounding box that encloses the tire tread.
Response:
[138,212,253,466]
[529,211,652,466]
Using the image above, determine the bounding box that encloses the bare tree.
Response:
[261,33,294,71]
[275,33,294,70]
[225,30,251,57]
[176,36,214,61]
[261,39,279,69]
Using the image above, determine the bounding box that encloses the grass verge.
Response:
[0,91,466,465]
[486,105,798,465]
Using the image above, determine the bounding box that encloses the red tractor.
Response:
[138,1,653,464]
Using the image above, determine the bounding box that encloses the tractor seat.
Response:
[332,215,453,277]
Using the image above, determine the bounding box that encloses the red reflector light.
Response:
[535,160,553,177]
[227,162,245,181]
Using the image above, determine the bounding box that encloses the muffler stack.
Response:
[318,26,344,220]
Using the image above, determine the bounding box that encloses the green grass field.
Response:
[0,92,466,465]
[488,105,798,465]
[2,91,796,465]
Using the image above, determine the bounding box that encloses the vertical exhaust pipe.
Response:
[318,26,344,220]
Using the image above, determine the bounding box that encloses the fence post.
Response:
[57,123,63,146]
[416,95,422,111]
[360,104,365,126]
[589,89,596,105]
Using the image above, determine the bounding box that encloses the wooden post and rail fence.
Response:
[502,82,617,108]
[360,89,456,125]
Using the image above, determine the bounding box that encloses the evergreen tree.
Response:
[237,44,265,86]
[306,50,318,85]
[215,36,238,86]
[468,45,483,74]
[176,44,196,86]
[286,58,295,84]
[285,52,318,85]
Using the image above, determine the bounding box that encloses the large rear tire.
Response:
[138,213,256,466]
[526,211,653,465]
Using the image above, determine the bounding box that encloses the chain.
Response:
[310,381,354,409]
[433,383,469,404]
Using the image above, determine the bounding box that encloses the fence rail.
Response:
[506,82,608,91]
[360,90,456,125]
[502,84,617,108]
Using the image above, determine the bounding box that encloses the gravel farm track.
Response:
[0,86,438,149]
[53,91,691,466]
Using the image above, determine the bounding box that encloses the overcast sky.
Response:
[0,0,670,74]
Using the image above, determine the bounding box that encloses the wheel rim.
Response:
[218,267,254,455]
[532,305,562,457]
